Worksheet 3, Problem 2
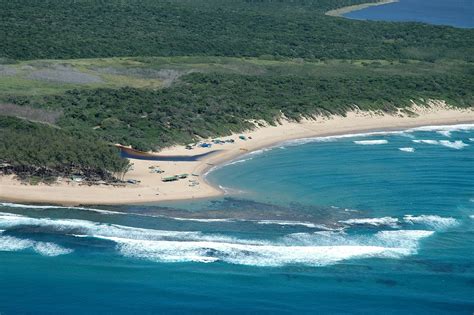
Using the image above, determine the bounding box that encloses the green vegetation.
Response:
[7,58,473,151]
[0,0,473,182]
[1,0,473,62]
[0,116,129,181]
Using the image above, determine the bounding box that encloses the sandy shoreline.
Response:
[0,104,473,206]
[325,0,399,17]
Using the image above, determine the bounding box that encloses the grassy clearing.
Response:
[0,56,471,99]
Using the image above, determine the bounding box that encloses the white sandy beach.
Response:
[0,103,473,206]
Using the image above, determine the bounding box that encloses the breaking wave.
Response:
[353,140,388,145]
[412,139,469,149]
[255,220,335,230]
[282,131,403,147]
[437,130,451,137]
[0,202,122,215]
[403,215,459,230]
[407,124,474,133]
[0,212,436,266]
[399,147,415,153]
[101,236,414,266]
[0,235,72,256]
[339,217,399,228]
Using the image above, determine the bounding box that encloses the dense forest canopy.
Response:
[0,116,128,181]
[1,0,473,61]
[0,0,473,181]
[8,65,473,151]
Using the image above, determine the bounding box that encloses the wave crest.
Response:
[339,217,399,228]
[0,213,435,266]
[0,235,73,256]
[403,215,459,230]
[353,140,388,145]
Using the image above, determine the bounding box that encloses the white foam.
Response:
[280,123,474,148]
[0,235,72,256]
[0,213,435,266]
[413,139,439,145]
[374,230,434,248]
[399,147,415,153]
[412,139,469,149]
[247,147,273,156]
[224,157,254,166]
[102,229,434,266]
[100,236,411,267]
[255,220,334,230]
[339,217,399,228]
[170,217,235,223]
[437,130,451,137]
[353,140,388,145]
[0,235,33,251]
[438,140,469,149]
[33,242,73,256]
[408,124,474,133]
[217,185,245,195]
[283,131,403,147]
[284,230,433,248]
[0,212,255,244]
[403,215,459,230]
[0,202,122,215]
[469,138,474,142]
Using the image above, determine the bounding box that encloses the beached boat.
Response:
[162,176,178,182]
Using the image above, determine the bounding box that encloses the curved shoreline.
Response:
[0,105,473,206]
[325,0,399,18]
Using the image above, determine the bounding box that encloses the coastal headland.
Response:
[1,103,472,206]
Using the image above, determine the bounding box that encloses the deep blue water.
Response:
[344,0,474,29]
[1,124,473,314]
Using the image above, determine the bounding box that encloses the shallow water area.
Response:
[1,124,473,313]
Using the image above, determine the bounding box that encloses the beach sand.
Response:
[1,103,473,206]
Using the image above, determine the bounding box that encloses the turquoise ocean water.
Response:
[344,0,474,29]
[1,124,473,313]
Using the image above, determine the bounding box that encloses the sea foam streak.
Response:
[281,124,474,148]
[353,140,388,145]
[407,124,474,133]
[412,139,469,149]
[0,213,434,266]
[101,236,413,266]
[403,215,459,230]
[282,131,403,147]
[399,147,415,152]
[437,130,451,137]
[339,217,399,228]
[255,220,335,230]
[0,202,122,215]
[170,217,235,223]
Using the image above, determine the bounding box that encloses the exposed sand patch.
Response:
[0,104,472,206]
